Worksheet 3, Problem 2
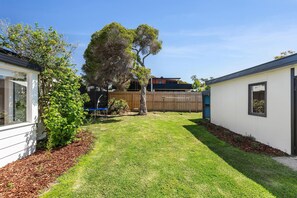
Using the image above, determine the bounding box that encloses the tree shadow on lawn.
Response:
[184,119,297,197]
[86,118,122,125]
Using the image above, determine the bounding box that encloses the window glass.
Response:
[249,83,266,116]
[0,68,27,126]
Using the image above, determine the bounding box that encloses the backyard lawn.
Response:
[42,112,297,197]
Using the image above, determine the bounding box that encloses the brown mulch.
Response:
[0,131,94,198]
[198,120,288,156]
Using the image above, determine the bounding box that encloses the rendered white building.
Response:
[207,54,297,155]
[0,49,40,167]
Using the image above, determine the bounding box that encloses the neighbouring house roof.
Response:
[153,77,181,80]
[130,77,181,82]
[206,53,297,85]
[153,84,192,90]
[0,48,42,72]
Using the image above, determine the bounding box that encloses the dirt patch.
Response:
[0,131,94,198]
[198,120,287,156]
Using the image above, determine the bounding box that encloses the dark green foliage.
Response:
[233,135,244,143]
[83,22,134,90]
[43,67,87,149]
[108,98,129,115]
[131,65,151,86]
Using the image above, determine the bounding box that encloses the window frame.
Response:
[0,68,29,127]
[248,81,267,117]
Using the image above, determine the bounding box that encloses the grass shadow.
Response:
[184,119,297,197]
[85,118,122,125]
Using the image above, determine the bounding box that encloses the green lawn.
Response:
[42,112,297,197]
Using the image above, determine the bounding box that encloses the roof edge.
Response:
[206,54,297,85]
[0,48,42,72]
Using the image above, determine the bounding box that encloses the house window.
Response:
[248,82,267,117]
[0,68,27,126]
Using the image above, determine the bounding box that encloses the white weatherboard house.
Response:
[207,54,297,155]
[0,49,40,167]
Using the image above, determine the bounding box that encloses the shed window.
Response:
[0,68,27,126]
[248,82,267,117]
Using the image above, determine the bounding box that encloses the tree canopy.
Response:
[83,22,134,90]
[0,20,87,149]
[191,75,212,92]
[83,22,162,115]
[132,24,162,67]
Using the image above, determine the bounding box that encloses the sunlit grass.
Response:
[42,112,297,197]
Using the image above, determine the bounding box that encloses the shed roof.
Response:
[0,48,42,72]
[206,53,297,85]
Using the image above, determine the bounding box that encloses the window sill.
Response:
[248,112,267,117]
[0,122,36,132]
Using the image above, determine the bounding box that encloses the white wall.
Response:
[0,123,36,167]
[210,66,294,154]
[0,61,39,167]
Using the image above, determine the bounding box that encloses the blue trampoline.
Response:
[85,95,108,117]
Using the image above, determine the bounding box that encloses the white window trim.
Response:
[0,62,39,129]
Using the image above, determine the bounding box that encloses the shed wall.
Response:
[210,66,293,154]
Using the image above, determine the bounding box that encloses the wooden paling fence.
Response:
[108,91,202,112]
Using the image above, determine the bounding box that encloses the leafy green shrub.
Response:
[108,98,129,115]
[43,67,88,149]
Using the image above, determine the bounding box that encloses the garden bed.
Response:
[0,131,94,198]
[198,120,287,156]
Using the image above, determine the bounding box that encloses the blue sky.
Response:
[1,0,297,82]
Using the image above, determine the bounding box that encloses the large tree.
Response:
[131,24,162,115]
[84,23,162,115]
[0,21,87,149]
[83,22,134,90]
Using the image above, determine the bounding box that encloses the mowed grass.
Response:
[42,112,297,197]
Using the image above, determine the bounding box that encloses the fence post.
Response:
[162,96,165,113]
[174,92,176,111]
[152,92,155,111]
[195,94,198,112]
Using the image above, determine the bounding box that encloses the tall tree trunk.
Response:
[139,85,147,115]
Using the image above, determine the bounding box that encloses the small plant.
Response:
[251,142,261,149]
[233,135,244,143]
[246,135,256,141]
[108,98,129,115]
[6,182,14,189]
[37,164,44,172]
